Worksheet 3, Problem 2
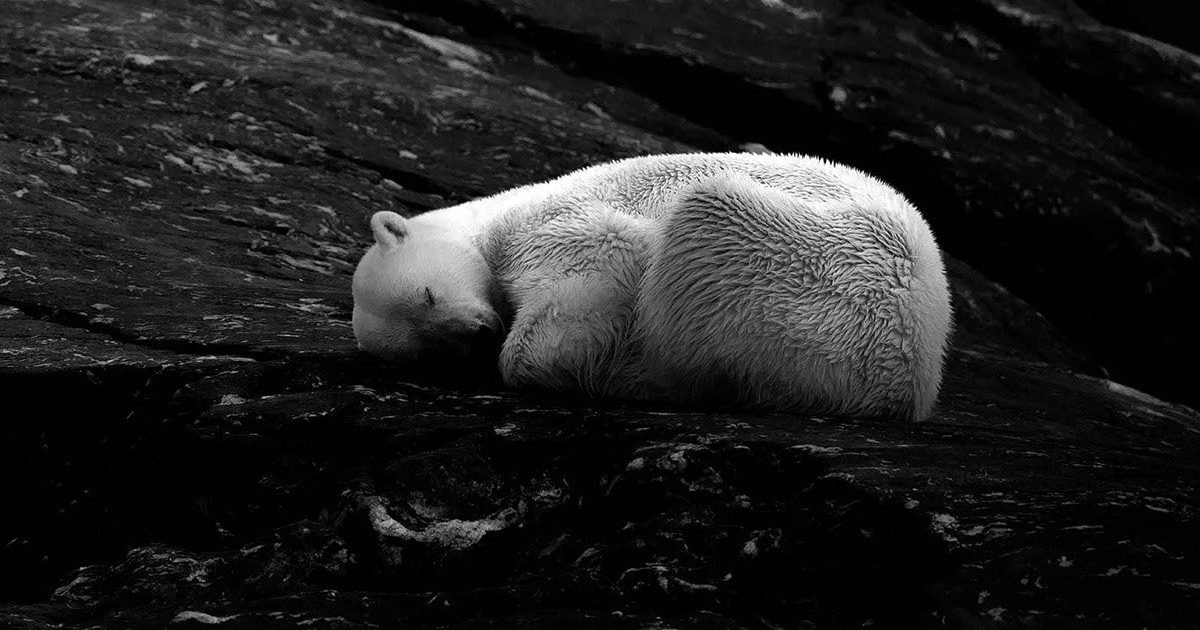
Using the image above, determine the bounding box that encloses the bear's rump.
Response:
[634,173,921,416]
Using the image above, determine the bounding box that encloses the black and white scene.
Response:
[1,0,1198,628]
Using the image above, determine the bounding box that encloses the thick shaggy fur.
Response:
[352,153,952,421]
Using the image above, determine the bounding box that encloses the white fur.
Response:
[351,153,952,420]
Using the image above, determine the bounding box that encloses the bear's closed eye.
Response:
[424,286,436,307]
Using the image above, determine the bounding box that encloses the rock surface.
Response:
[1,0,1197,628]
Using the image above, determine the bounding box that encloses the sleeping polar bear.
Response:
[352,153,952,421]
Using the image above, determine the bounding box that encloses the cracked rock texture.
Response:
[1,0,1197,628]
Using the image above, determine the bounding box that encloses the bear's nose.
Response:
[470,322,501,351]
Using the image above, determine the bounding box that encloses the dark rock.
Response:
[2,0,1198,628]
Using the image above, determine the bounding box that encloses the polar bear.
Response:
[352,153,952,421]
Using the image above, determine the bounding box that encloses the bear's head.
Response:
[352,211,505,365]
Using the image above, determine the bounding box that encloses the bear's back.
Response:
[560,153,908,221]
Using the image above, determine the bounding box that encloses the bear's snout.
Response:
[426,310,505,359]
[408,315,504,373]
[458,312,504,354]
[469,319,503,354]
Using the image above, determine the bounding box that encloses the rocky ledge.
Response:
[1,0,1197,628]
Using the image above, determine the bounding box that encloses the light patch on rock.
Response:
[759,0,821,21]
[828,85,848,105]
[583,102,611,120]
[517,85,562,104]
[249,205,293,224]
[277,254,334,275]
[1107,379,1165,405]
[285,99,317,118]
[126,53,173,67]
[366,498,511,550]
[443,58,488,77]
[317,5,491,68]
[379,178,405,193]
[789,444,842,455]
[821,472,855,482]
[51,571,97,601]
[430,85,471,100]
[123,177,152,189]
[400,28,491,67]
[930,513,959,541]
[296,617,352,627]
[201,314,250,330]
[1137,217,1191,258]
[351,386,413,407]
[993,2,1051,27]
[185,145,278,182]
[973,124,1016,140]
[163,154,194,171]
[985,526,1014,540]
[285,298,339,316]
[172,611,238,625]
[533,485,563,504]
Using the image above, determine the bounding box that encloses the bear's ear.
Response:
[370,211,408,248]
